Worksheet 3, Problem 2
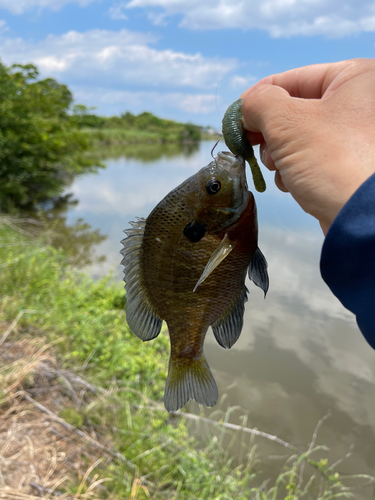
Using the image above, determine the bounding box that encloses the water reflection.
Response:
[60,142,375,497]
[88,141,199,163]
[64,141,220,278]
[25,194,107,267]
[203,225,375,495]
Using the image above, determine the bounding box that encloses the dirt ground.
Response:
[0,333,111,499]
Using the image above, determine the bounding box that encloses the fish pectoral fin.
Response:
[164,354,218,412]
[193,234,236,292]
[248,247,269,297]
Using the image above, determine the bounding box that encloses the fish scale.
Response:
[121,151,269,412]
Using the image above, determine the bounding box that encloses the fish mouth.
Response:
[216,150,247,192]
[215,150,249,215]
[217,151,244,170]
[216,151,246,182]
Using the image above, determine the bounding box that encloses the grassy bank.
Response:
[75,111,218,146]
[82,127,179,146]
[0,216,374,499]
[82,128,219,146]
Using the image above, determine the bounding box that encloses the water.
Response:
[61,141,374,495]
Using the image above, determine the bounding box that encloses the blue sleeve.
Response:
[320,173,375,349]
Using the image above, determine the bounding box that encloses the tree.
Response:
[0,62,100,211]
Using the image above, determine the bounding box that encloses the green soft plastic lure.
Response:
[222,98,266,193]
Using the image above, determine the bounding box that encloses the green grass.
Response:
[83,127,204,146]
[0,216,374,499]
[81,116,203,147]
[83,127,171,146]
[76,110,202,146]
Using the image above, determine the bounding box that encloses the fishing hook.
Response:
[211,140,220,159]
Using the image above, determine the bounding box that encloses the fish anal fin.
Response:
[164,355,218,412]
[248,247,269,297]
[212,286,248,349]
[121,218,162,341]
[194,233,236,292]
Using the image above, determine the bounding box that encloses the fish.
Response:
[222,98,266,193]
[121,150,269,412]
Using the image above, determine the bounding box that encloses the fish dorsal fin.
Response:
[121,218,162,341]
[193,233,236,292]
[212,286,248,349]
[248,247,269,297]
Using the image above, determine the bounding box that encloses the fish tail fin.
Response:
[164,355,218,412]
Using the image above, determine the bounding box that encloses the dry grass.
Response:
[0,334,111,499]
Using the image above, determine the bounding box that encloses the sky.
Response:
[0,0,375,128]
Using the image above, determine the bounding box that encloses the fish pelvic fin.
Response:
[121,218,162,341]
[212,286,248,349]
[193,233,235,292]
[248,247,269,297]
[164,355,218,412]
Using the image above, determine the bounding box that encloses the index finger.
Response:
[243,60,348,100]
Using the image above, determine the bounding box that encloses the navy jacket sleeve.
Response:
[320,173,375,349]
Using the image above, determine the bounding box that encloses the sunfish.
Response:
[121,151,269,412]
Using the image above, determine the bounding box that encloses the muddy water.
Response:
[61,141,375,497]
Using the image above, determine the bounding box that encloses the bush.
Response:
[0,63,100,212]
[85,110,203,144]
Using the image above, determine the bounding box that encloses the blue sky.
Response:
[0,0,375,128]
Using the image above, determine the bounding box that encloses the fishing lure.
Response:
[222,98,266,193]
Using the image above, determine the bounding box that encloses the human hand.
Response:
[240,59,375,235]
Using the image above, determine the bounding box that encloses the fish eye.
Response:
[206,179,221,195]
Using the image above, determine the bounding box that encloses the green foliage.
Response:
[72,104,106,128]
[59,408,84,428]
[0,63,100,212]
[32,197,107,267]
[248,445,375,500]
[0,217,169,398]
[83,127,165,146]
[79,110,202,145]
[180,122,201,142]
[0,217,257,498]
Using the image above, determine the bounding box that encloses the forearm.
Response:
[320,173,375,346]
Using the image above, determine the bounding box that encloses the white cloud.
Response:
[0,0,373,38]
[0,29,238,91]
[0,0,95,15]
[123,0,375,37]
[146,11,169,25]
[177,94,217,114]
[229,75,256,90]
[108,4,128,19]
